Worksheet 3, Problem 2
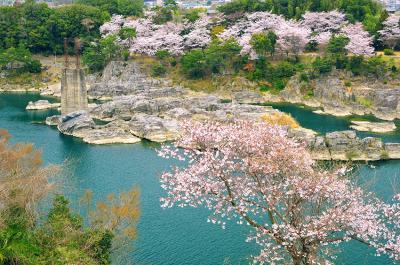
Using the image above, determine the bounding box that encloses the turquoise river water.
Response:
[0,93,398,265]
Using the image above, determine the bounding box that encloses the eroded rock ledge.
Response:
[43,61,400,161]
[281,72,400,121]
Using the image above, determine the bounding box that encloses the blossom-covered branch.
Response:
[159,120,400,264]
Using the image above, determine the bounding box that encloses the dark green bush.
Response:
[181,49,207,78]
[272,61,296,79]
[151,63,167,77]
[312,57,333,75]
[156,50,171,60]
[24,59,42,73]
[384,49,394,56]
[348,56,364,75]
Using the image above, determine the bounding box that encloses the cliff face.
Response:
[281,72,400,120]
[86,61,172,100]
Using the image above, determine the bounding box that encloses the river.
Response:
[0,93,397,265]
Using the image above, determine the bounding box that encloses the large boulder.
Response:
[58,111,95,136]
[82,120,141,145]
[26,100,60,110]
[350,121,396,133]
[45,115,61,126]
[129,113,180,142]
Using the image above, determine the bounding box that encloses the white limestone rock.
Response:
[26,100,60,110]
[350,121,396,133]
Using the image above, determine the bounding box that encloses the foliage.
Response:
[184,8,204,22]
[118,27,136,41]
[363,56,388,78]
[217,0,384,27]
[0,1,109,54]
[356,96,373,108]
[312,56,332,75]
[155,50,171,60]
[76,0,144,17]
[82,35,125,72]
[158,120,400,264]
[250,31,277,57]
[384,48,395,55]
[261,112,300,128]
[0,45,42,73]
[152,63,167,77]
[181,49,207,78]
[348,55,364,75]
[327,34,350,55]
[152,6,174,25]
[0,130,140,264]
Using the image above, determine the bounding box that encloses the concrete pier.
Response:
[61,68,88,115]
[60,38,88,116]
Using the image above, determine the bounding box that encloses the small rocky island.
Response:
[27,61,400,161]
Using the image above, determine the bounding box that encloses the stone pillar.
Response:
[61,68,88,115]
[61,38,88,116]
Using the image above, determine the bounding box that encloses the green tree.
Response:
[82,35,124,72]
[250,31,277,57]
[75,0,144,16]
[327,34,350,55]
[48,4,109,54]
[204,39,242,74]
[20,0,54,53]
[181,49,207,78]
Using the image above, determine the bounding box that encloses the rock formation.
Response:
[26,100,60,110]
[281,73,400,121]
[50,61,400,160]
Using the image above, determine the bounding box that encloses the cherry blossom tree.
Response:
[302,10,346,34]
[302,11,346,47]
[276,22,310,57]
[379,14,400,49]
[159,120,400,265]
[341,23,375,56]
[100,14,125,37]
[219,12,310,58]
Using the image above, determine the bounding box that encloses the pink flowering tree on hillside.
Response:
[158,120,400,264]
[341,23,375,56]
[379,14,400,49]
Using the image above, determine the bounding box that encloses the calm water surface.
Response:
[0,93,398,265]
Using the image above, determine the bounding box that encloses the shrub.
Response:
[272,61,296,79]
[312,57,333,75]
[356,96,373,107]
[327,35,350,55]
[181,49,207,78]
[299,72,310,82]
[261,112,300,128]
[151,63,167,77]
[305,40,318,52]
[364,56,388,78]
[273,79,287,91]
[384,48,394,55]
[348,56,364,75]
[344,81,352,87]
[155,50,170,60]
[24,59,42,73]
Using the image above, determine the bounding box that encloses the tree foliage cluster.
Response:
[75,0,144,17]
[218,0,385,30]
[0,130,140,264]
[0,0,123,54]
[0,45,42,74]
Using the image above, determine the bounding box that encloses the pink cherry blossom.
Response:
[159,120,400,264]
[341,23,375,56]
[379,14,400,49]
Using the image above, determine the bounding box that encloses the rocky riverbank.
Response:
[280,71,400,121]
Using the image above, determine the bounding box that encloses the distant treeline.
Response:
[0,0,143,54]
